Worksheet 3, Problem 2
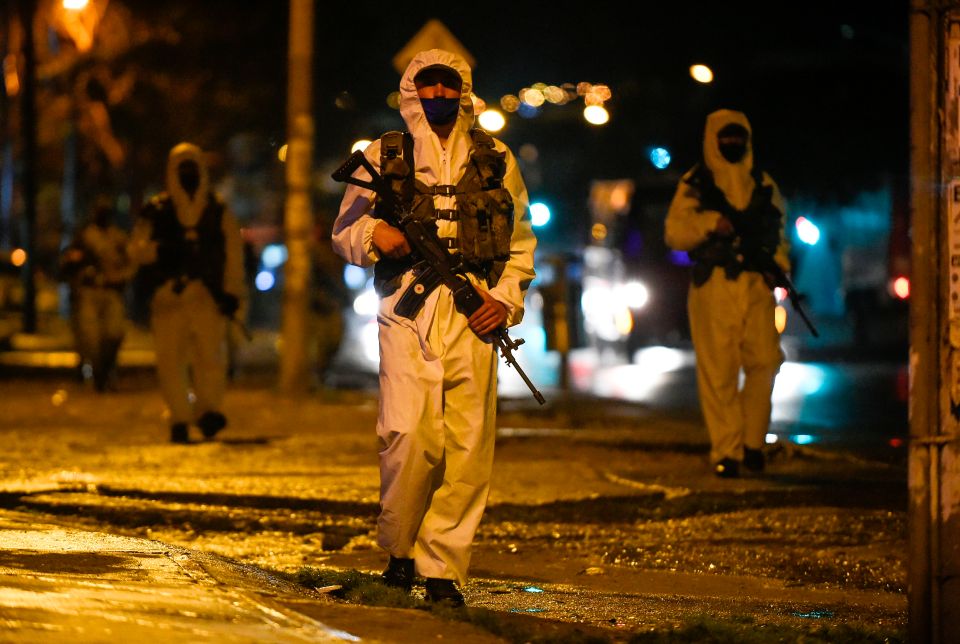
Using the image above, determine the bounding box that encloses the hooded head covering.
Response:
[399,49,474,138]
[165,142,211,227]
[703,109,754,210]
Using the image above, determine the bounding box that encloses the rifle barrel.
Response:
[496,334,546,405]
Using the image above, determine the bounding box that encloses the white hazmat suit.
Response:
[332,49,537,585]
[61,209,135,391]
[664,109,789,470]
[129,143,246,441]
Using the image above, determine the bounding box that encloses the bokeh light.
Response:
[343,265,367,290]
[477,109,505,132]
[529,202,551,227]
[649,147,671,170]
[255,270,275,291]
[690,64,714,83]
[500,94,521,113]
[520,87,545,107]
[583,105,609,125]
[518,144,539,163]
[351,139,372,153]
[620,280,650,310]
[795,216,821,245]
[261,244,288,270]
[775,305,787,333]
[891,276,910,299]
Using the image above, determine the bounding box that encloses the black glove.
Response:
[218,293,240,317]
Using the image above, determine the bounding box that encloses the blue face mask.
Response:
[421,98,460,125]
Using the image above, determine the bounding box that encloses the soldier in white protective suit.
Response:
[664,109,790,479]
[129,142,247,444]
[60,197,135,392]
[332,49,537,606]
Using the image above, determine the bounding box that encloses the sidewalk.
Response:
[0,510,506,643]
[0,314,907,641]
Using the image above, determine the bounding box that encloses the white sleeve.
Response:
[331,142,384,268]
[488,144,537,327]
[664,173,722,251]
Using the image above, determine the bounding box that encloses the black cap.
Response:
[717,123,749,140]
[414,65,462,91]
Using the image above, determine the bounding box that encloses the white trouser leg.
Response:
[689,270,745,463]
[187,294,228,418]
[151,302,192,424]
[415,290,496,584]
[740,276,783,450]
[376,286,497,585]
[376,314,444,560]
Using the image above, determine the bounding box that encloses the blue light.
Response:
[261,244,288,269]
[791,434,816,445]
[668,250,693,266]
[795,217,821,246]
[649,147,671,170]
[343,265,367,290]
[255,270,275,291]
[518,103,540,119]
[530,202,551,227]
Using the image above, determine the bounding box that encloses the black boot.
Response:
[197,411,227,440]
[425,578,464,607]
[381,556,414,591]
[714,457,740,478]
[743,448,765,473]
[170,423,189,444]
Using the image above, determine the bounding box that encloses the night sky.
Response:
[124,0,910,249]
[306,1,909,192]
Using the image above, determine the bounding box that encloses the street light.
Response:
[689,64,714,84]
[56,0,99,53]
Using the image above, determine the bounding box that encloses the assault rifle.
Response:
[333,150,546,405]
[695,170,819,338]
[742,247,820,338]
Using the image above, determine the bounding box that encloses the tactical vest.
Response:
[135,192,228,302]
[685,163,783,287]
[372,128,514,296]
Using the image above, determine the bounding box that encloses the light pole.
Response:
[908,1,960,641]
[18,0,37,333]
[279,0,314,393]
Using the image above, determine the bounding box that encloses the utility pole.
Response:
[909,2,960,642]
[19,0,37,333]
[279,0,314,393]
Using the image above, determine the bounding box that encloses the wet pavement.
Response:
[0,511,507,643]
[0,320,909,642]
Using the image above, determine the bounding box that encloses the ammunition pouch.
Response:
[455,187,513,269]
[393,261,445,319]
